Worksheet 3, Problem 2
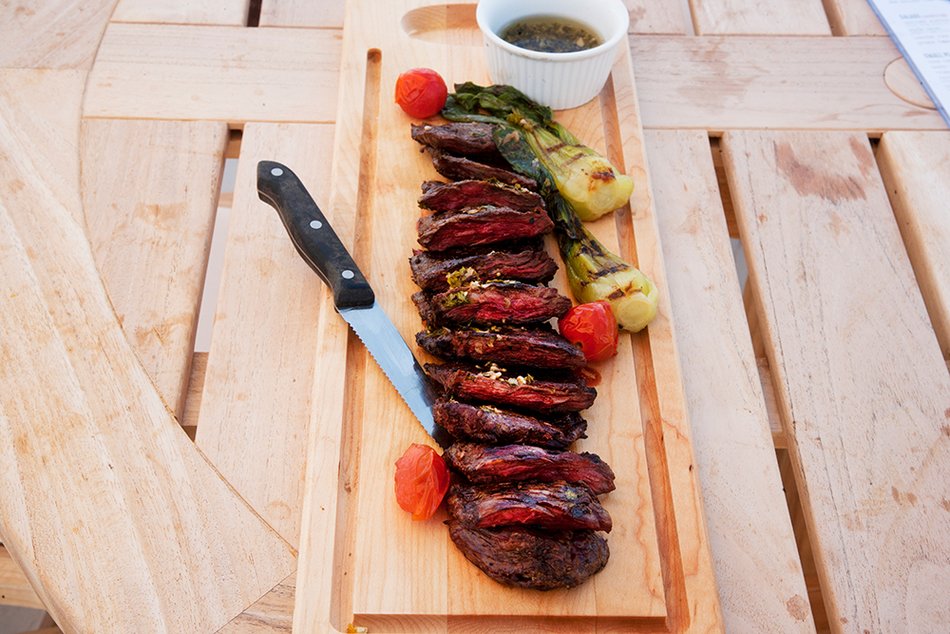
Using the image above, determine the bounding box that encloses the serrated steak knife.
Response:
[257,160,445,445]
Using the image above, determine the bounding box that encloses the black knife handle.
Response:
[257,160,374,309]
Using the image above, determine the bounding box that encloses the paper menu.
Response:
[868,0,950,127]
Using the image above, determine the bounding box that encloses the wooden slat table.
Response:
[1,0,947,632]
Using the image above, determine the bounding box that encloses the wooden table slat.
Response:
[823,0,887,35]
[691,0,830,35]
[259,0,344,28]
[81,118,227,417]
[877,131,950,361]
[626,0,693,34]
[631,35,945,132]
[0,0,115,70]
[112,0,250,26]
[195,122,336,548]
[84,23,342,124]
[723,130,950,632]
[647,129,813,632]
[0,69,295,632]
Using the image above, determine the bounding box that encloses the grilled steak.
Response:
[419,179,544,213]
[427,148,537,191]
[413,282,571,327]
[425,362,597,414]
[409,247,557,291]
[417,326,585,370]
[411,122,501,157]
[417,206,552,252]
[447,522,608,590]
[447,481,612,532]
[445,443,616,495]
[433,400,587,449]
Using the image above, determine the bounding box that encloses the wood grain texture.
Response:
[0,70,86,225]
[259,0,344,27]
[689,0,830,34]
[757,359,787,448]
[352,1,661,624]
[877,131,950,361]
[611,44,723,633]
[112,0,249,25]
[777,450,831,633]
[81,119,227,417]
[823,0,887,35]
[646,130,813,632]
[0,0,115,69]
[290,26,372,634]
[0,545,43,609]
[84,23,341,123]
[631,35,947,132]
[217,574,295,633]
[626,0,692,34]
[723,130,950,633]
[0,69,295,633]
[195,123,336,548]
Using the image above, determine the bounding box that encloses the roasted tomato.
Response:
[558,301,619,362]
[394,443,450,520]
[395,68,448,119]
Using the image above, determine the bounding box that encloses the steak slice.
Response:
[433,399,587,449]
[425,362,596,414]
[411,122,501,157]
[447,481,612,532]
[417,206,552,252]
[427,148,537,191]
[444,443,616,495]
[409,247,557,292]
[447,522,609,590]
[413,282,571,327]
[416,326,586,370]
[419,179,543,213]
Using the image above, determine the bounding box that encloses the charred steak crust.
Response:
[418,179,544,213]
[447,481,612,532]
[416,326,586,370]
[411,291,438,326]
[425,362,597,414]
[409,247,558,291]
[420,282,571,327]
[433,399,587,449]
[410,122,501,157]
[447,522,609,590]
[416,206,553,252]
[444,443,616,495]
[426,148,538,191]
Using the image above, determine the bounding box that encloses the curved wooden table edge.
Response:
[0,3,298,631]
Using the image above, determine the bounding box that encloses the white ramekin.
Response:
[475,0,630,110]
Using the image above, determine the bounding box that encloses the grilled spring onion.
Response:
[535,171,657,332]
[443,83,633,221]
[441,83,657,331]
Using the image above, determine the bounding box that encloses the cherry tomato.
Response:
[394,443,450,521]
[558,301,619,362]
[394,68,448,119]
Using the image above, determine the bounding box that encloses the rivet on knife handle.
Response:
[257,160,374,309]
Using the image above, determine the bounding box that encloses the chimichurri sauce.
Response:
[500,16,603,53]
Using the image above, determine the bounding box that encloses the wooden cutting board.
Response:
[293,1,723,631]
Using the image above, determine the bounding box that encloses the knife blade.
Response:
[256,160,447,446]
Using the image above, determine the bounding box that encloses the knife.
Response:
[257,160,448,447]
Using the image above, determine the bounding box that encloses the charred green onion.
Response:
[443,82,633,222]
[442,83,658,332]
